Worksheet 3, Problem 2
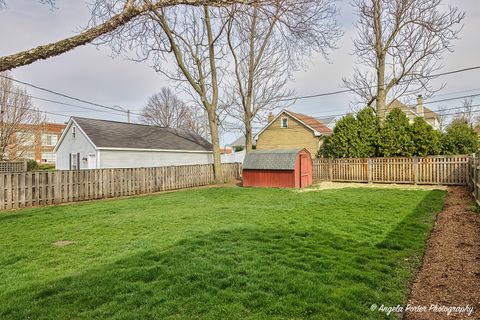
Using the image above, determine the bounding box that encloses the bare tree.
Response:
[436,106,450,132]
[99,3,228,182]
[461,98,475,127]
[0,0,261,72]
[0,73,45,160]
[224,0,340,151]
[141,87,208,137]
[343,0,464,120]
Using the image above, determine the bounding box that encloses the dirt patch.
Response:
[53,240,75,247]
[404,186,480,319]
[299,181,447,191]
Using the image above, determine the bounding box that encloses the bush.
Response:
[411,117,441,156]
[319,114,360,158]
[441,119,479,154]
[356,107,380,157]
[26,159,39,171]
[379,108,415,157]
[320,106,462,158]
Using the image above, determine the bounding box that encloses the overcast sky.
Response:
[1,0,479,145]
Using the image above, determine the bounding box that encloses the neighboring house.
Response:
[229,134,256,151]
[387,95,440,129]
[54,117,213,170]
[254,110,332,157]
[7,123,65,164]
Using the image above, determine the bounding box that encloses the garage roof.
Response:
[70,117,212,152]
[243,149,303,170]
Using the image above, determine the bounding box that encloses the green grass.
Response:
[0,186,446,319]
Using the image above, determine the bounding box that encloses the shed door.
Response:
[300,154,310,188]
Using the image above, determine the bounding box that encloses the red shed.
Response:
[242,149,313,188]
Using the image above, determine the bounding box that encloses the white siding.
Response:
[55,123,96,170]
[221,150,245,163]
[98,149,213,168]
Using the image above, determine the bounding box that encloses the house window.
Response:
[72,126,76,139]
[41,133,58,146]
[16,131,35,146]
[281,117,288,128]
[41,152,56,163]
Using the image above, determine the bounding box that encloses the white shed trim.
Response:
[54,118,97,152]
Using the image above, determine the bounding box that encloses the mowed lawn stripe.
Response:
[0,187,446,319]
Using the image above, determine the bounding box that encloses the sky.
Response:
[1,0,479,145]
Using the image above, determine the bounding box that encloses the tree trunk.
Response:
[376,52,387,120]
[373,0,388,122]
[376,85,387,121]
[206,108,224,183]
[244,112,253,152]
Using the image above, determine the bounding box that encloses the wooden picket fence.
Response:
[0,163,242,210]
[468,154,480,205]
[0,161,27,172]
[313,155,469,185]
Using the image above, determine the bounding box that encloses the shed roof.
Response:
[243,149,304,170]
[70,117,212,152]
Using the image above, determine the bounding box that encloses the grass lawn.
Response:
[0,186,446,319]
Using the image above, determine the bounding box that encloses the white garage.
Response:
[54,117,213,170]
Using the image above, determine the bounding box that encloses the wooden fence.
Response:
[0,163,242,210]
[0,161,27,173]
[313,155,469,185]
[468,155,480,205]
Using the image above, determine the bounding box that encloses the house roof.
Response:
[387,100,438,121]
[228,134,257,148]
[287,111,333,135]
[254,109,332,140]
[243,149,303,170]
[69,117,213,152]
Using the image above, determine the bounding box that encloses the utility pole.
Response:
[127,110,131,123]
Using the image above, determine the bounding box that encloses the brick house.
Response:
[254,110,332,157]
[9,122,65,164]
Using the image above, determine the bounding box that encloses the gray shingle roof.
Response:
[228,134,257,148]
[72,117,212,152]
[243,149,302,170]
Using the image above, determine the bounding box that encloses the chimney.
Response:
[267,112,274,123]
[416,94,424,117]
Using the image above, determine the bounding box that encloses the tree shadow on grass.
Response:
[376,189,445,252]
[0,191,445,320]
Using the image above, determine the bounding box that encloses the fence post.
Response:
[328,158,333,181]
[54,171,61,204]
[367,158,372,183]
[474,156,478,202]
[413,156,418,185]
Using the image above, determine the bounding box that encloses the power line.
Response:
[422,93,480,105]
[0,74,136,115]
[278,65,480,102]
[28,95,126,116]
[1,103,72,119]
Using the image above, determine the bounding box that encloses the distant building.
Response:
[254,109,332,157]
[8,122,65,164]
[387,95,440,129]
[228,134,256,151]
